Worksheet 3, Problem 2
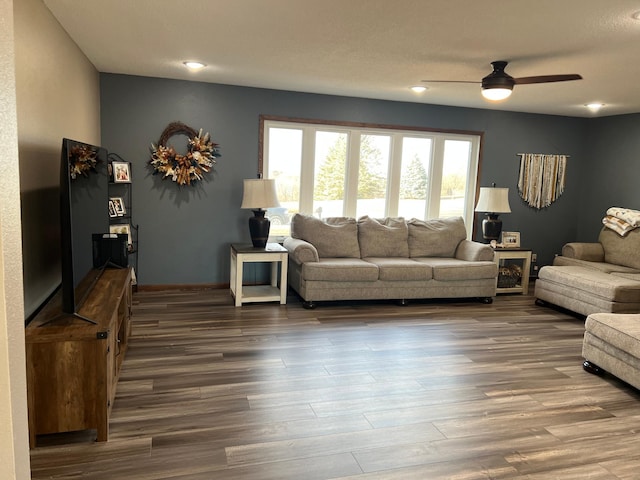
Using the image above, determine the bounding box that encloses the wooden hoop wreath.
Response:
[149,121,221,186]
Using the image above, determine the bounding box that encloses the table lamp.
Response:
[475,184,511,242]
[241,178,280,248]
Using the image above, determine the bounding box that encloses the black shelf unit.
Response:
[107,153,138,283]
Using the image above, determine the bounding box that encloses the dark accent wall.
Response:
[100,74,590,286]
[577,113,640,240]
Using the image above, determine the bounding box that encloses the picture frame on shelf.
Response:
[108,200,118,218]
[112,161,131,183]
[109,223,132,247]
[110,197,126,216]
[501,231,521,248]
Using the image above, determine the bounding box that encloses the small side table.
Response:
[230,243,288,306]
[493,247,532,295]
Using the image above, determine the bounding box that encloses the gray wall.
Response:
[100,73,591,286]
[577,113,640,240]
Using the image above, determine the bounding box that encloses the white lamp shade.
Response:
[241,178,280,209]
[475,187,511,214]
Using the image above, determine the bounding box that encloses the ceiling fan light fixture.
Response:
[482,87,513,101]
[481,61,515,101]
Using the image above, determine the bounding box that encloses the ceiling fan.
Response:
[423,61,582,101]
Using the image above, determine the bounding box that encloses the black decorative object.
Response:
[248,210,270,248]
[241,178,280,248]
[481,213,503,241]
[475,184,511,242]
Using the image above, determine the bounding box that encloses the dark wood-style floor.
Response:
[30,287,640,479]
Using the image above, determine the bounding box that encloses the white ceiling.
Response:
[43,0,640,117]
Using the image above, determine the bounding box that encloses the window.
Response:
[262,118,481,239]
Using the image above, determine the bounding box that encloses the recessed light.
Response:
[183,61,206,70]
[632,10,640,20]
[585,103,604,112]
[410,85,427,93]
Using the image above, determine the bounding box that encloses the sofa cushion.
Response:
[357,216,409,258]
[415,257,497,281]
[553,256,640,274]
[291,214,360,258]
[599,227,640,271]
[363,258,432,281]
[302,258,378,282]
[407,217,467,258]
[610,272,640,282]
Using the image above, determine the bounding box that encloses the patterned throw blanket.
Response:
[603,207,640,236]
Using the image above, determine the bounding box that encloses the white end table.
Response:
[230,243,288,306]
[493,247,532,295]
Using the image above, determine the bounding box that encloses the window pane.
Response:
[439,140,471,218]
[266,127,302,236]
[263,120,479,235]
[398,137,432,220]
[356,134,390,218]
[313,131,348,218]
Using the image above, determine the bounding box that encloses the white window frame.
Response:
[261,117,482,237]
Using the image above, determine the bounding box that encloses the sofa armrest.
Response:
[283,237,320,264]
[455,240,495,262]
[561,242,605,262]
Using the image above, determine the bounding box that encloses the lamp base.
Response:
[482,214,502,242]
[248,210,271,248]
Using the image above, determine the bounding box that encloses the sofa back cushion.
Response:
[357,216,409,258]
[599,227,640,270]
[407,217,467,258]
[291,214,360,258]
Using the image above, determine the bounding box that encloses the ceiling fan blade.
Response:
[421,80,479,84]
[514,74,582,85]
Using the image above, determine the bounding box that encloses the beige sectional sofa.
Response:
[535,227,640,316]
[283,214,498,308]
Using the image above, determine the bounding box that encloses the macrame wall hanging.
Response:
[517,153,568,209]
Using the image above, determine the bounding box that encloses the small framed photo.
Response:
[109,223,132,247]
[108,200,118,218]
[112,161,131,183]
[501,231,521,248]
[110,197,126,216]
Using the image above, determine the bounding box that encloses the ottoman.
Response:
[582,313,640,390]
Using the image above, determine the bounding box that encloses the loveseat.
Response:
[535,227,640,316]
[283,214,498,308]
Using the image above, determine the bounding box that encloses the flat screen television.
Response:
[59,138,110,319]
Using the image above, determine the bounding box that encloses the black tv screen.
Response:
[60,138,109,314]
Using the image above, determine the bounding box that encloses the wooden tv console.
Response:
[25,267,132,448]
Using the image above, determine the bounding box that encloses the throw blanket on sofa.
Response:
[602,207,640,237]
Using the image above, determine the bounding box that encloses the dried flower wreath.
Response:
[149,121,221,186]
[69,144,99,179]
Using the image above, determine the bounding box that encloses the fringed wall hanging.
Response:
[149,121,221,186]
[517,153,568,209]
